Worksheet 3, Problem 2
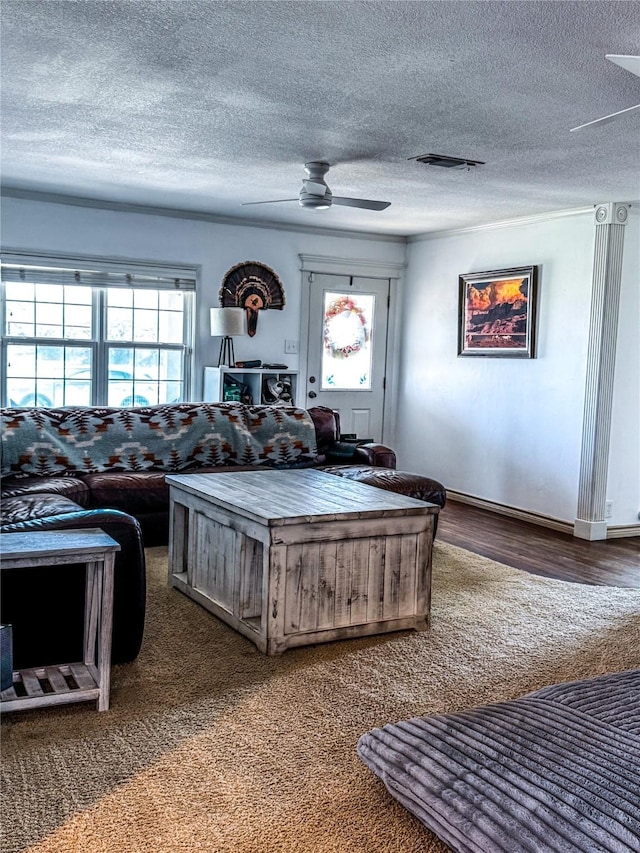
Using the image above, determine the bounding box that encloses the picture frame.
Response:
[458,265,539,358]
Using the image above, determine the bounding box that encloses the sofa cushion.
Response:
[81,464,292,514]
[82,471,169,514]
[0,403,318,476]
[0,493,83,525]
[320,466,446,508]
[0,475,90,506]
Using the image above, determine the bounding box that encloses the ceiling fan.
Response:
[241,161,391,211]
[570,55,640,131]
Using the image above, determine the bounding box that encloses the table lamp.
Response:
[210,307,245,367]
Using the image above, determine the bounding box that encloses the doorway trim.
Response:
[299,254,406,446]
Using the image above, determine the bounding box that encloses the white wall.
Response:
[607,208,640,527]
[3,195,636,530]
[397,213,597,525]
[1,196,405,400]
[398,208,639,528]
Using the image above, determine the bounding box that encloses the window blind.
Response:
[1,254,196,291]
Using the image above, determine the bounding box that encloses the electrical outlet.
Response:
[605,500,613,519]
[284,339,299,354]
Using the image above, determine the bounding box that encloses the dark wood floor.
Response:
[437,500,640,588]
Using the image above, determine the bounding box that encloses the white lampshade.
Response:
[210,307,245,337]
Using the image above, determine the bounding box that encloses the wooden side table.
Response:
[0,529,120,713]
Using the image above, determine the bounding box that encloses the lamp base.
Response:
[217,336,236,367]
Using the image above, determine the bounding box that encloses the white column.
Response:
[574,202,630,540]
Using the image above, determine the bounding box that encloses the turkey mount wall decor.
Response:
[219,261,286,336]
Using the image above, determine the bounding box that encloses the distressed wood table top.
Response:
[166,469,435,525]
[0,528,120,566]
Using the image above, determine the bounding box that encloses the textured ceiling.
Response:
[2,0,639,236]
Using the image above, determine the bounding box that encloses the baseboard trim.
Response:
[573,518,608,541]
[446,491,573,534]
[447,491,640,539]
[607,524,640,539]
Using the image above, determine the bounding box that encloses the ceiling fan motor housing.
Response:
[241,160,389,211]
[300,161,332,208]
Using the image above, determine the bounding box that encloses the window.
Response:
[1,255,195,407]
[321,291,374,390]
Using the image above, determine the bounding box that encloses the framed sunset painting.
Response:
[458,265,539,358]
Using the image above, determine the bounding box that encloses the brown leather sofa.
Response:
[1,403,445,668]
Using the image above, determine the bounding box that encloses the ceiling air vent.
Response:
[409,153,485,170]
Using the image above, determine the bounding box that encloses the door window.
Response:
[321,291,375,390]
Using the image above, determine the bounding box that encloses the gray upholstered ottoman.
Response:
[358,669,640,853]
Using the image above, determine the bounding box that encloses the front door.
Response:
[305,274,390,441]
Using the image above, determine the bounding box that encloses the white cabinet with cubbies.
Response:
[203,367,299,407]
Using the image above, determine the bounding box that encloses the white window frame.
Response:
[1,250,197,407]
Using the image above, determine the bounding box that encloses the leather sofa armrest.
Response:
[353,443,396,469]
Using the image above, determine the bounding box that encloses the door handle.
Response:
[308,391,317,399]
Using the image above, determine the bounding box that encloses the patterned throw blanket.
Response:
[358,669,640,853]
[0,403,318,476]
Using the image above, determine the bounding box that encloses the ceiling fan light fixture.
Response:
[299,195,331,209]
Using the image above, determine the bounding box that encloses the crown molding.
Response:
[407,205,597,242]
[5,186,634,245]
[0,186,406,244]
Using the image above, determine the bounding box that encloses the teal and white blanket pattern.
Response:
[0,403,319,476]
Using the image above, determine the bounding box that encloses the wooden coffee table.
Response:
[167,469,438,654]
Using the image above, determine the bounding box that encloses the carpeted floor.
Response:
[2,543,639,853]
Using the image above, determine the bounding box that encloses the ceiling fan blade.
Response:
[606,54,640,77]
[302,180,327,196]
[570,102,640,132]
[332,197,391,211]
[241,199,299,206]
